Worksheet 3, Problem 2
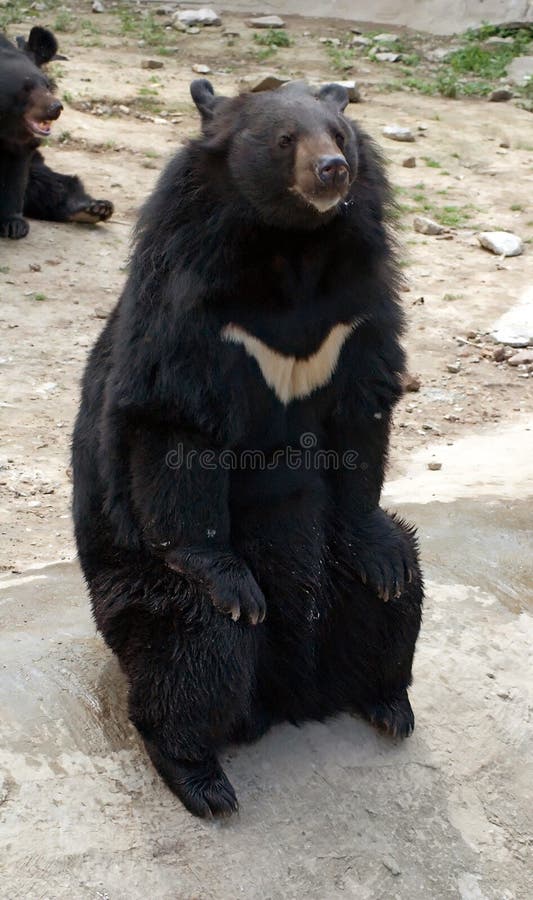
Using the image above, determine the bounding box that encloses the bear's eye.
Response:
[278,134,293,149]
[335,132,345,149]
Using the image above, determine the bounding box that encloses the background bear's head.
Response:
[190,79,358,230]
[0,26,63,145]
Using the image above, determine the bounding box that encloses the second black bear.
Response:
[0,26,113,239]
[72,79,424,818]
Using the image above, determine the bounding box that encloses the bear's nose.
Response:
[48,99,63,120]
[316,156,349,187]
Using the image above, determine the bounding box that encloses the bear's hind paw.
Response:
[143,739,239,818]
[69,199,114,224]
[365,692,415,739]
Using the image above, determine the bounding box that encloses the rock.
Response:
[402,373,421,392]
[319,37,341,47]
[373,33,399,43]
[485,35,514,45]
[187,27,201,34]
[240,74,290,92]
[383,125,414,142]
[173,8,221,28]
[141,59,164,69]
[478,231,523,258]
[374,52,400,63]
[506,56,533,85]
[247,15,285,29]
[425,47,458,62]
[171,18,187,31]
[427,461,442,471]
[446,362,461,374]
[491,288,533,347]
[507,349,533,367]
[414,215,447,235]
[92,0,105,11]
[382,857,401,876]
[350,36,371,47]
[499,138,511,148]
[402,156,416,168]
[192,63,211,74]
[489,88,513,102]
[493,345,510,362]
[328,80,361,102]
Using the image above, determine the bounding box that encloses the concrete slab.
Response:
[1,421,532,899]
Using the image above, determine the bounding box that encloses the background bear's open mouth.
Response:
[25,116,54,137]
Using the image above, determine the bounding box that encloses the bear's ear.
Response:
[190,79,222,122]
[25,26,58,67]
[317,83,349,113]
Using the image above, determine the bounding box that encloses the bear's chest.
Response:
[220,316,362,406]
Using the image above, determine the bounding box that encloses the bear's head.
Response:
[190,79,358,230]
[0,27,63,144]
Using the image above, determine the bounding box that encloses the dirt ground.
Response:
[0,8,532,900]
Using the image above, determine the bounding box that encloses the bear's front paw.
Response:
[0,215,29,239]
[350,511,419,602]
[166,548,266,625]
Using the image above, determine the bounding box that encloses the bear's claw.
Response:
[0,215,30,239]
[365,692,415,739]
[69,199,114,224]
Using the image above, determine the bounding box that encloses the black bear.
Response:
[0,26,113,239]
[72,79,424,818]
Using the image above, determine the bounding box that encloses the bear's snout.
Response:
[47,98,63,120]
[316,155,349,188]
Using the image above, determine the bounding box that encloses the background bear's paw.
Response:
[143,739,239,818]
[68,199,114,224]
[364,691,415,739]
[0,215,30,239]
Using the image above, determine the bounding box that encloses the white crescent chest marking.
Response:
[221,316,364,405]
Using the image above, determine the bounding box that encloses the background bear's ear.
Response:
[190,79,223,123]
[25,26,58,67]
[317,83,349,113]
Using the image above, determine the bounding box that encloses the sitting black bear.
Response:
[0,26,113,239]
[72,79,424,818]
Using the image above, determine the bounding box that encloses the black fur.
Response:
[0,27,113,239]
[72,81,424,818]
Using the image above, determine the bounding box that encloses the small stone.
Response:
[171,18,187,32]
[92,0,105,12]
[493,345,510,362]
[478,231,523,258]
[507,349,533,367]
[383,125,414,142]
[489,89,513,102]
[118,104,130,115]
[374,52,400,63]
[427,461,442,471]
[403,373,421,392]
[499,138,511,148]
[319,37,341,47]
[414,215,447,235]
[141,59,164,69]
[247,15,285,29]
[174,8,221,28]
[485,35,514,45]
[240,74,290,92]
[446,362,461,374]
[382,856,401,876]
[29,263,41,272]
[373,33,399,43]
[506,56,533,85]
[350,36,371,47]
[187,27,201,34]
[402,156,416,168]
[192,63,211,74]
[426,47,458,62]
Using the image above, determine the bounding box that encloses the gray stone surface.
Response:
[1,421,532,899]
[506,55,533,84]
[491,286,533,346]
[478,231,523,257]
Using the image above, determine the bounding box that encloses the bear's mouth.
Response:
[25,117,54,137]
[290,186,343,214]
